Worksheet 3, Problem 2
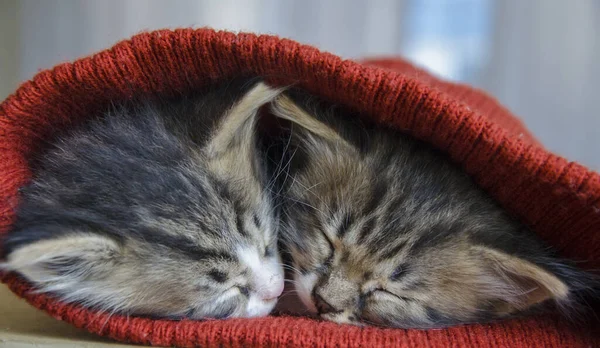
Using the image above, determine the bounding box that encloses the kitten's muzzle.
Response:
[314,293,341,315]
[257,274,284,300]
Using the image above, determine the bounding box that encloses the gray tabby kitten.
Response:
[268,90,596,328]
[1,80,285,320]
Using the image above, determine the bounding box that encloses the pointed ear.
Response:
[270,94,351,149]
[474,246,570,315]
[206,81,283,158]
[205,82,283,184]
[2,234,121,291]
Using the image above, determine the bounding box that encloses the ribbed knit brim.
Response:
[1,29,598,347]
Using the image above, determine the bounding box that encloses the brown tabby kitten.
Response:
[267,90,596,329]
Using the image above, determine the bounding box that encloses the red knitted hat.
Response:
[1,29,598,347]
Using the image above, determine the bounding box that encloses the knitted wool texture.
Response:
[1,29,599,347]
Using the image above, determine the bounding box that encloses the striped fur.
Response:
[1,80,285,320]
[269,91,597,328]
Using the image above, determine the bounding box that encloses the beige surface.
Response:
[0,284,140,347]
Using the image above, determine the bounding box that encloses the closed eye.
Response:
[317,224,335,262]
[357,288,410,313]
[371,288,412,302]
[304,224,335,274]
[314,252,334,274]
[319,228,335,252]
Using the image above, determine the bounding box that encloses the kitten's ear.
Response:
[270,94,352,148]
[2,234,121,289]
[474,246,570,314]
[206,82,283,181]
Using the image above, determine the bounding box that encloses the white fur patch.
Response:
[236,245,284,316]
[237,246,263,273]
[246,294,278,317]
[294,270,318,314]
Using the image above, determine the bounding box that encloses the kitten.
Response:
[267,90,596,328]
[1,80,285,320]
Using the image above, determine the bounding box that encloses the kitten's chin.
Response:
[245,294,279,317]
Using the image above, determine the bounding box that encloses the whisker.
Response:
[286,196,327,217]
[290,178,327,208]
[267,132,293,191]
[283,279,302,285]
[275,148,299,197]
[275,262,303,275]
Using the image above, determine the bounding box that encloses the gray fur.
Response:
[2,80,285,320]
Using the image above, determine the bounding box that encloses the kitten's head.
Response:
[1,82,285,319]
[270,93,595,328]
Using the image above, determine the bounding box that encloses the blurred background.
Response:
[1,0,598,170]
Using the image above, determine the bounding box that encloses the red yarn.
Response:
[0,29,598,347]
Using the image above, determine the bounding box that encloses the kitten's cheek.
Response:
[294,271,318,314]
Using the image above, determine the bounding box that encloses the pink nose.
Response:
[258,276,284,300]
